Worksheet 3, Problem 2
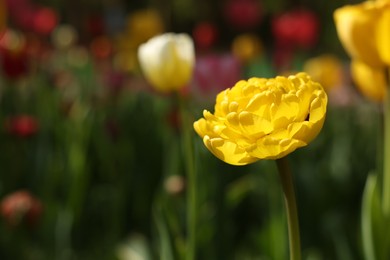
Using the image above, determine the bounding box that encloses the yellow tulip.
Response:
[351,60,387,102]
[193,73,328,165]
[334,0,390,67]
[334,1,385,67]
[138,33,195,93]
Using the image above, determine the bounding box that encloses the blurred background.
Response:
[0,0,380,259]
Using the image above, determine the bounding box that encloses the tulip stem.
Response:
[276,157,301,260]
[383,76,390,217]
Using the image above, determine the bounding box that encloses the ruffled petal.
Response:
[246,137,305,160]
[238,111,273,138]
[203,136,258,165]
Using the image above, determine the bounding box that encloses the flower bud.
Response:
[138,33,195,93]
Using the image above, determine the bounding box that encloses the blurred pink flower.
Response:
[1,190,43,227]
[191,53,241,98]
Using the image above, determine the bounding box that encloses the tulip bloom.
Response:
[138,33,195,93]
[334,1,385,67]
[334,0,390,100]
[194,72,327,165]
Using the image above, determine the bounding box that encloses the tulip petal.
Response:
[309,95,327,124]
[377,6,390,64]
[245,92,274,120]
[351,60,386,102]
[238,111,273,138]
[271,94,300,129]
[287,122,313,144]
[246,137,305,160]
[203,136,257,165]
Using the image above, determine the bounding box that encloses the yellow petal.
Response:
[238,111,273,138]
[193,118,210,138]
[246,137,305,160]
[203,136,257,165]
[350,59,387,102]
[334,2,384,67]
[287,122,315,144]
[193,111,225,138]
[245,92,274,120]
[377,7,390,64]
[270,94,300,129]
[308,95,327,124]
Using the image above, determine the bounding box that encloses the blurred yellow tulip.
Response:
[334,1,385,67]
[194,73,327,165]
[138,33,195,93]
[303,54,344,92]
[351,60,387,102]
[127,9,164,45]
[335,0,390,67]
[231,33,263,63]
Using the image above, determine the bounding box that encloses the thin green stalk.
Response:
[276,157,301,260]
[383,72,390,217]
[178,94,197,260]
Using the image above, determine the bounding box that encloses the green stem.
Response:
[178,94,197,260]
[383,77,390,217]
[276,157,301,260]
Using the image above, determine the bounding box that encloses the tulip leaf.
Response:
[153,206,175,260]
[361,172,386,260]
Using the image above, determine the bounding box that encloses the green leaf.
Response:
[361,173,386,260]
[153,206,175,260]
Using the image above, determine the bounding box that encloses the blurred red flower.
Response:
[0,29,30,79]
[272,8,319,50]
[4,115,39,137]
[224,0,263,30]
[0,49,29,79]
[192,22,218,51]
[33,7,58,35]
[1,190,43,227]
